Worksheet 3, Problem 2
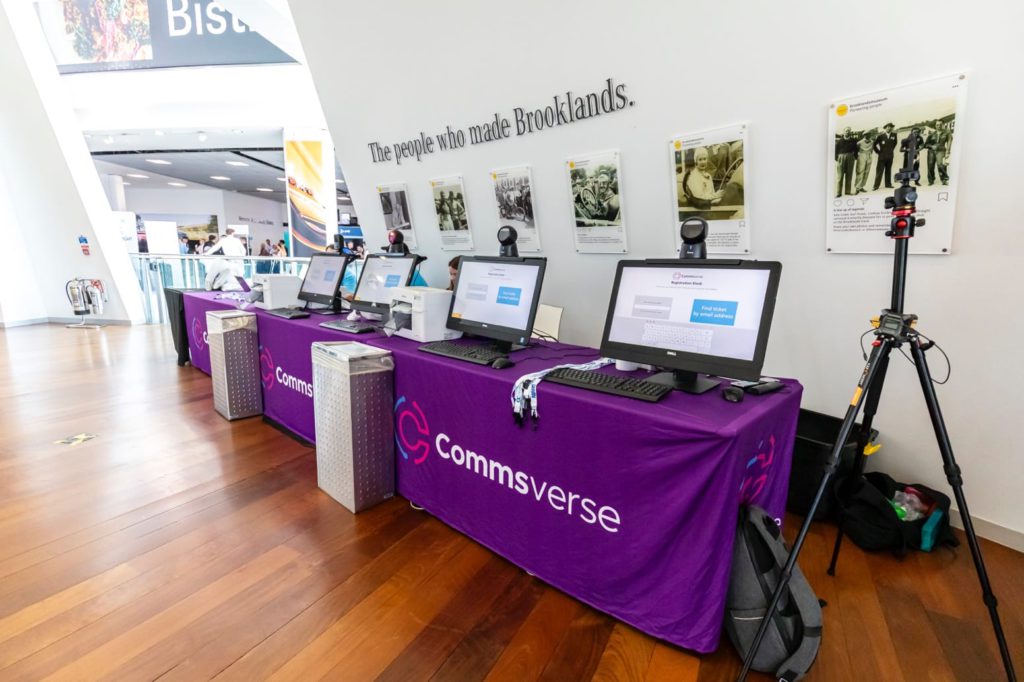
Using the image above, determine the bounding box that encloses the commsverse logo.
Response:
[396,398,621,533]
[191,317,207,349]
[741,434,781,526]
[394,396,430,464]
[259,346,275,391]
[260,346,313,397]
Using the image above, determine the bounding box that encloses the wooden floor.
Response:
[0,324,1020,681]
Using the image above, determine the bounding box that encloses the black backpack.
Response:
[725,506,823,682]
[836,472,958,555]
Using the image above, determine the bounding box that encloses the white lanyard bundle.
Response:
[510,358,614,427]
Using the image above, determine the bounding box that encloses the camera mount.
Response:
[497,225,519,258]
[738,131,1017,681]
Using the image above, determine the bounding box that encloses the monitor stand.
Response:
[482,339,527,355]
[305,299,346,315]
[647,369,720,394]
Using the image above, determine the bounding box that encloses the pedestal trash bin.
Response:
[312,341,395,513]
[207,310,263,420]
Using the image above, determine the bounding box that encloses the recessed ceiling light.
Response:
[103,135,114,144]
[154,130,165,136]
[256,187,273,192]
[198,131,208,142]
[336,179,345,184]
[210,175,231,181]
[168,182,187,187]
[147,159,172,165]
[126,173,149,179]
[277,177,286,181]
[123,182,131,186]
[232,129,243,134]
[226,160,249,167]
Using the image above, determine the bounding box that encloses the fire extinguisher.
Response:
[65,278,107,328]
[66,279,88,315]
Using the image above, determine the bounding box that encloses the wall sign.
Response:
[669,123,750,254]
[430,176,474,251]
[36,0,295,73]
[491,166,541,253]
[284,130,337,257]
[826,74,967,254]
[376,183,418,249]
[366,78,635,165]
[565,150,627,254]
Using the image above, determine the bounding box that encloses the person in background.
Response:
[684,147,724,208]
[834,127,859,197]
[276,240,288,256]
[256,238,272,274]
[855,130,875,194]
[925,120,951,186]
[202,235,217,254]
[208,227,246,257]
[178,236,188,254]
[447,255,462,290]
[873,123,898,190]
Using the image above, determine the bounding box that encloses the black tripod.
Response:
[737,136,1017,681]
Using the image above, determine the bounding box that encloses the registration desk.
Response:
[182,291,801,653]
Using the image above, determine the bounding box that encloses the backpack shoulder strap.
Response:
[749,510,823,682]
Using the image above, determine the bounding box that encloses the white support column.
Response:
[0,0,145,324]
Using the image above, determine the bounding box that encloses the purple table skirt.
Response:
[182,291,802,652]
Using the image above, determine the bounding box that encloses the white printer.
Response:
[388,287,462,342]
[253,274,302,309]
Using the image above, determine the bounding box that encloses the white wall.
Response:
[291,0,1024,543]
[123,186,286,253]
[0,0,144,324]
[222,190,288,250]
[0,163,47,326]
[125,187,226,232]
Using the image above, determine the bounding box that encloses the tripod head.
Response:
[884,129,925,240]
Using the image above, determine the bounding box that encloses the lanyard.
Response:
[510,358,614,427]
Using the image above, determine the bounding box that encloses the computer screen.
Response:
[350,254,417,313]
[600,260,781,383]
[298,254,349,305]
[448,256,547,347]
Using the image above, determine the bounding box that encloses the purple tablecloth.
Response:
[181,292,383,442]
[181,292,802,652]
[182,292,236,374]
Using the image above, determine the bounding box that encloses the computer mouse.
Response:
[721,386,745,403]
[491,357,516,370]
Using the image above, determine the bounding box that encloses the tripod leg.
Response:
[737,340,893,682]
[827,352,891,576]
[909,341,1017,681]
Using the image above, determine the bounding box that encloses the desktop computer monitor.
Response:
[447,256,547,350]
[600,259,782,393]
[298,253,351,307]
[350,253,418,314]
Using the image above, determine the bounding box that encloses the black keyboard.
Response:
[419,341,507,366]
[263,307,310,319]
[320,320,376,334]
[543,368,672,403]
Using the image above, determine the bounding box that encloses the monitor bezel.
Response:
[298,253,352,306]
[349,253,418,314]
[445,255,548,346]
[599,259,782,381]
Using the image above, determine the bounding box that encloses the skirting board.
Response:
[949,509,1024,552]
[47,317,132,326]
[0,317,49,328]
